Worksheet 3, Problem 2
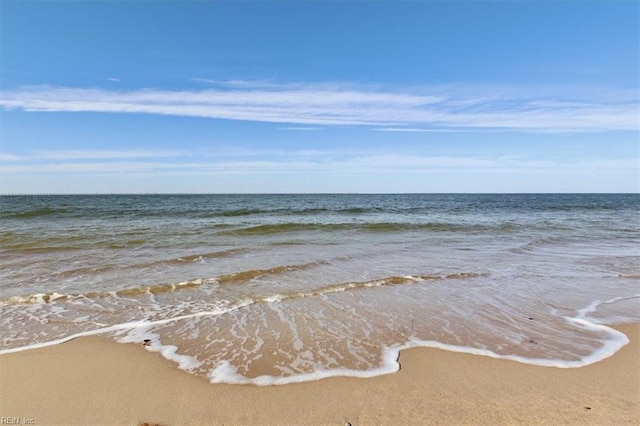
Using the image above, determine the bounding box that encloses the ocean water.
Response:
[1,193,638,385]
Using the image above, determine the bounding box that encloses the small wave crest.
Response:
[219,222,521,236]
[1,279,214,306]
[252,272,485,303]
[21,248,250,281]
[0,269,483,307]
[201,207,373,218]
[217,261,328,284]
[1,207,69,219]
[617,273,640,279]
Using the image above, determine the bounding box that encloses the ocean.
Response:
[1,193,638,385]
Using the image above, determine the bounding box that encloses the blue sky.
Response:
[1,1,638,193]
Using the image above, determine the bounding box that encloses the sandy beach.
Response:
[0,324,637,425]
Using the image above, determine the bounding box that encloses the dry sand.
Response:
[1,324,638,425]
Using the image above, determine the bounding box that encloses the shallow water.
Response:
[1,194,638,384]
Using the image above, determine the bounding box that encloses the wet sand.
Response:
[1,324,638,425]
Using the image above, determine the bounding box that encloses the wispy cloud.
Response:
[1,82,638,132]
[1,149,188,161]
[278,126,323,131]
[374,127,470,133]
[0,152,24,162]
[3,151,636,176]
[32,149,188,160]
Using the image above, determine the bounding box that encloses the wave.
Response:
[617,274,640,279]
[0,245,85,254]
[217,261,327,284]
[172,248,248,263]
[0,271,484,306]
[1,207,69,219]
[509,237,574,255]
[0,259,324,305]
[253,272,485,304]
[202,206,377,218]
[1,279,217,305]
[218,222,524,236]
[2,294,633,387]
[216,209,267,217]
[6,248,250,281]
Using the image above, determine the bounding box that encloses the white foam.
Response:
[0,319,151,355]
[207,349,402,386]
[49,292,67,302]
[2,293,636,388]
[205,304,633,386]
[5,292,69,305]
[0,298,255,355]
[576,294,640,322]
[116,325,203,371]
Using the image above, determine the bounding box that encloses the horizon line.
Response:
[1,192,638,196]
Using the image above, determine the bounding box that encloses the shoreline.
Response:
[1,324,638,425]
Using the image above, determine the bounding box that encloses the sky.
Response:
[1,0,638,194]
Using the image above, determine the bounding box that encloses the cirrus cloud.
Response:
[1,81,637,132]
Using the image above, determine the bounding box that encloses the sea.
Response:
[1,193,638,385]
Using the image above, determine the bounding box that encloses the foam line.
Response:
[0,320,150,355]
[205,306,632,386]
[115,324,203,371]
[2,296,636,387]
[575,294,640,321]
[0,301,254,355]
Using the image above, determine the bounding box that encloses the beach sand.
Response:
[1,324,638,425]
